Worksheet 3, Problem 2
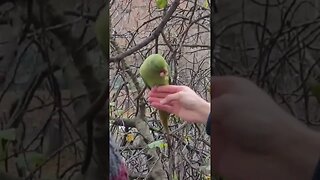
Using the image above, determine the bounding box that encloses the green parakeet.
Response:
[139,54,171,133]
[94,6,108,58]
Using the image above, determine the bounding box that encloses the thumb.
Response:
[160,92,181,104]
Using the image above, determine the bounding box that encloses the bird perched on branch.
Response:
[139,54,171,133]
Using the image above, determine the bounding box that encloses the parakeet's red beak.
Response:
[160,69,167,77]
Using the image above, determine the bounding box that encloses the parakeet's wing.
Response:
[141,75,151,89]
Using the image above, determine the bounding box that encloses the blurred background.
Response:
[214,0,320,129]
[0,0,107,179]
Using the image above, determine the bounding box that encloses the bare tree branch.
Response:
[110,0,180,62]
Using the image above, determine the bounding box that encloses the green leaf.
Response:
[156,0,168,9]
[115,109,124,116]
[147,140,167,150]
[0,128,16,141]
[184,135,192,143]
[159,142,168,149]
[203,0,209,9]
[109,102,116,107]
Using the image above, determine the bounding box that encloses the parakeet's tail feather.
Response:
[159,110,170,133]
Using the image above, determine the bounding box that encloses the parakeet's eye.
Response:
[160,69,167,77]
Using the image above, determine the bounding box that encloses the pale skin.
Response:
[148,76,320,180]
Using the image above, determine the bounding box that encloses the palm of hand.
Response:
[170,97,202,123]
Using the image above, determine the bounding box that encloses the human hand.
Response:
[212,76,320,180]
[148,85,210,124]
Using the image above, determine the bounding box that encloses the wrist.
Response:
[198,101,210,124]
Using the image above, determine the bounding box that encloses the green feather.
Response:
[141,76,151,89]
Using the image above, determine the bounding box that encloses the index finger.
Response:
[154,85,184,93]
